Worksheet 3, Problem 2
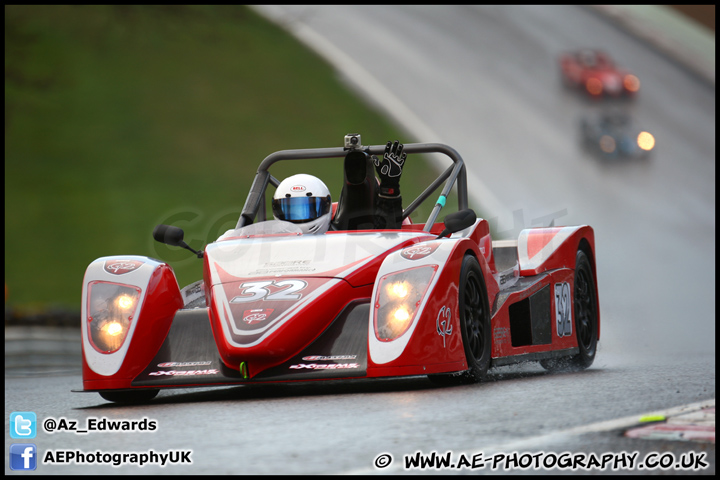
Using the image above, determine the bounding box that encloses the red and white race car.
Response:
[79,135,600,403]
[560,49,640,98]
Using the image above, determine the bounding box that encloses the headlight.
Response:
[373,266,437,341]
[637,131,655,151]
[599,135,616,153]
[87,282,141,353]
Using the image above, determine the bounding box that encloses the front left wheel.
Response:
[428,255,491,385]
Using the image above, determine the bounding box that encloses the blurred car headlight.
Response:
[599,135,616,153]
[637,131,655,151]
[373,266,437,341]
[623,74,640,92]
[87,281,141,353]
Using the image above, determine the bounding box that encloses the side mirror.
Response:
[153,224,204,258]
[153,224,185,247]
[437,209,477,239]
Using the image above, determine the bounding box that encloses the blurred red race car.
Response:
[560,49,640,98]
[78,135,600,403]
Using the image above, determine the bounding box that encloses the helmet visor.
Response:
[272,196,331,223]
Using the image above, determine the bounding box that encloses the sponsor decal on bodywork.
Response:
[302,355,357,361]
[158,362,212,367]
[401,242,441,260]
[493,327,510,344]
[103,259,144,275]
[436,306,453,347]
[148,369,219,376]
[289,363,360,370]
[495,265,520,290]
[250,260,315,275]
[180,281,204,306]
[242,308,274,325]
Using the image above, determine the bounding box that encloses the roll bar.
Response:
[236,142,468,233]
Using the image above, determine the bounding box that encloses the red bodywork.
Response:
[80,221,599,392]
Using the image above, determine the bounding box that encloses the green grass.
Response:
[5,5,450,311]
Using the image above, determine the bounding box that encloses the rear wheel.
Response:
[99,389,159,404]
[541,249,598,371]
[428,255,491,385]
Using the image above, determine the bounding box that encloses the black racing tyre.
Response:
[99,389,159,404]
[428,255,491,385]
[541,249,598,372]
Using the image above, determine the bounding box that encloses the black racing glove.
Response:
[373,140,406,197]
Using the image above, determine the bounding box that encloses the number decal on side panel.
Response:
[555,282,572,337]
[230,280,307,303]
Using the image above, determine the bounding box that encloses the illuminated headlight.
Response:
[373,266,437,341]
[637,131,655,151]
[87,282,141,353]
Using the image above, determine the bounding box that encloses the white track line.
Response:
[342,398,715,474]
[477,398,715,454]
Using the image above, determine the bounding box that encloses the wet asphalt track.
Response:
[5,5,714,475]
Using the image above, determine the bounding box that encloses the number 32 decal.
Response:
[231,280,307,303]
[554,282,572,337]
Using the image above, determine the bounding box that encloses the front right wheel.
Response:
[571,249,598,368]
